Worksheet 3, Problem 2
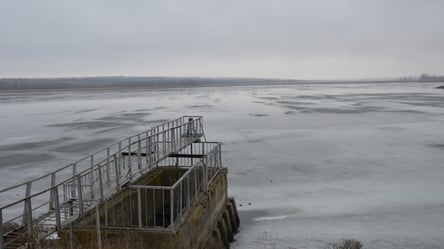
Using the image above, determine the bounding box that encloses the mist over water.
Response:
[1,82,444,248]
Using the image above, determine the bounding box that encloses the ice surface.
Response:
[1,82,444,248]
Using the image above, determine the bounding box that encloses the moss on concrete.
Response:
[60,168,228,249]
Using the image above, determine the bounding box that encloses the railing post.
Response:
[72,163,77,199]
[138,138,142,171]
[0,208,4,249]
[128,137,132,180]
[25,196,33,236]
[162,131,166,155]
[118,141,122,173]
[171,127,176,152]
[49,172,56,210]
[114,154,120,191]
[219,144,222,168]
[149,134,153,166]
[145,131,150,164]
[156,132,160,168]
[95,205,102,249]
[90,155,94,199]
[137,189,142,228]
[106,147,111,183]
[203,160,208,193]
[22,182,32,224]
[199,117,206,141]
[190,143,194,166]
[194,168,198,198]
[187,175,191,208]
[152,189,156,227]
[77,175,84,217]
[170,189,174,231]
[98,165,104,201]
[53,186,61,232]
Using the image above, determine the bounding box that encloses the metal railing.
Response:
[0,116,205,249]
[87,142,223,232]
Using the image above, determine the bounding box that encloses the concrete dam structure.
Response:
[0,116,239,249]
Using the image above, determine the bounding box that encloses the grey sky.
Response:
[1,0,443,79]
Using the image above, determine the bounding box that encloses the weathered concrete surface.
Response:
[59,168,235,249]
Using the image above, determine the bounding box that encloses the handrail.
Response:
[0,116,202,194]
[1,116,205,249]
[95,142,223,233]
[0,116,202,195]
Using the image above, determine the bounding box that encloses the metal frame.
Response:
[94,142,223,232]
[0,116,205,249]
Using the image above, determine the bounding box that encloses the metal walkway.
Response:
[0,116,213,249]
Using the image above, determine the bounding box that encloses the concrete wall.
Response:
[59,168,236,249]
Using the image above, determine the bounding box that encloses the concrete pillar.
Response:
[226,202,238,234]
[222,211,234,242]
[217,219,229,249]
[227,198,240,231]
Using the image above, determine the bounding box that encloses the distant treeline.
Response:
[0,76,302,90]
[0,75,443,91]
[418,74,444,82]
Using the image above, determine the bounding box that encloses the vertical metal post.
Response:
[114,154,120,191]
[190,143,193,166]
[76,175,84,217]
[90,155,94,199]
[145,131,151,164]
[152,189,156,227]
[0,208,4,249]
[156,131,160,168]
[219,144,222,168]
[138,139,142,171]
[72,163,77,199]
[162,131,166,155]
[187,175,191,208]
[137,189,142,228]
[200,117,206,141]
[53,186,61,232]
[26,196,33,236]
[63,184,67,203]
[170,189,174,231]
[167,123,170,152]
[106,147,111,183]
[162,190,165,227]
[129,191,133,226]
[203,160,208,193]
[98,165,104,200]
[148,134,152,166]
[171,128,176,152]
[118,141,122,173]
[95,205,102,249]
[22,182,32,224]
[194,168,198,197]
[49,172,56,210]
[128,138,132,180]
[180,182,183,218]
[200,143,205,155]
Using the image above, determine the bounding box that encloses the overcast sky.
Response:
[0,0,443,79]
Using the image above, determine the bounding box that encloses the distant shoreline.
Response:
[0,76,443,92]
